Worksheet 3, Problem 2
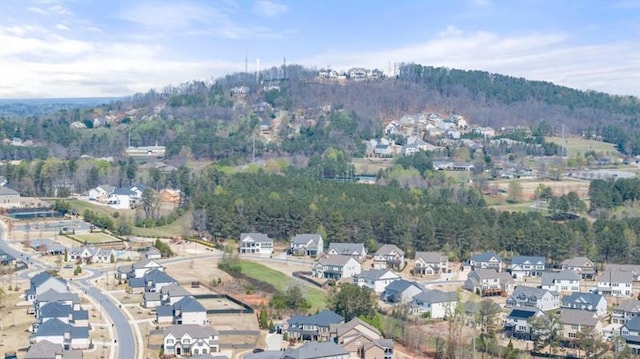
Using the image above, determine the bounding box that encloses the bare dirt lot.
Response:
[0,282,34,356]
[493,178,590,200]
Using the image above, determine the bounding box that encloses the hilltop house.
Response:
[381,279,423,304]
[504,308,545,340]
[506,286,559,312]
[286,310,344,342]
[239,233,274,256]
[561,257,596,280]
[290,234,324,257]
[163,324,220,356]
[326,243,367,262]
[561,292,607,317]
[87,185,114,202]
[510,256,545,279]
[612,299,640,325]
[597,270,633,297]
[313,255,362,280]
[330,318,394,359]
[410,289,457,319]
[464,269,515,297]
[353,269,401,294]
[541,270,581,293]
[413,251,449,275]
[372,244,405,270]
[621,316,640,354]
[467,252,503,272]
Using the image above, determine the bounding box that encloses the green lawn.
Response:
[238,260,327,312]
[130,210,192,238]
[71,232,122,244]
[546,136,619,157]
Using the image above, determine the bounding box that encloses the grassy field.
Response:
[546,136,619,157]
[131,210,192,238]
[238,260,327,312]
[68,199,130,217]
[351,157,393,175]
[71,232,122,243]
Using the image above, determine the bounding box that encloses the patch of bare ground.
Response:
[0,285,35,355]
[163,257,233,286]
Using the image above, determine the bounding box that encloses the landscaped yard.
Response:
[238,260,327,312]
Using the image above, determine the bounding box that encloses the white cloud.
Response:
[56,24,70,31]
[253,0,288,17]
[117,2,223,30]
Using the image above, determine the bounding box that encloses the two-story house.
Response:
[510,256,545,279]
[117,258,164,280]
[559,309,603,342]
[313,255,362,280]
[381,279,423,304]
[504,308,545,340]
[281,341,349,359]
[410,289,458,319]
[413,251,449,275]
[173,296,207,325]
[239,233,274,256]
[286,310,344,342]
[506,286,559,312]
[326,243,367,262]
[163,324,220,356]
[353,269,400,294]
[560,292,607,317]
[33,318,89,350]
[612,299,640,325]
[598,271,633,297]
[372,244,405,270]
[541,269,581,293]
[467,252,503,272]
[621,316,640,355]
[128,269,177,294]
[290,234,324,257]
[464,269,514,297]
[330,318,393,359]
[0,249,16,266]
[25,272,68,303]
[561,257,596,280]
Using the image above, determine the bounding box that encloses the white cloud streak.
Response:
[252,0,289,17]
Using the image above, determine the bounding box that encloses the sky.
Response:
[0,0,639,98]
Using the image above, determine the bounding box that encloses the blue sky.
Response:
[1,0,639,98]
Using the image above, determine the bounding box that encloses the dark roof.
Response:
[375,244,404,256]
[113,187,135,196]
[561,292,605,307]
[288,309,344,327]
[70,326,89,339]
[156,305,173,317]
[508,308,541,320]
[174,296,206,313]
[30,272,54,287]
[470,251,502,263]
[128,278,145,288]
[625,316,640,332]
[412,289,456,304]
[73,310,89,321]
[144,269,176,284]
[35,318,70,337]
[384,279,421,294]
[327,243,365,256]
[356,269,399,281]
[38,289,79,304]
[40,302,72,318]
[241,233,273,244]
[282,341,348,359]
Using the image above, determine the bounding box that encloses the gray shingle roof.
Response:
[288,309,344,328]
[40,302,72,319]
[163,324,219,339]
[384,279,422,293]
[471,268,501,280]
[330,317,381,339]
[625,316,640,331]
[292,234,322,246]
[318,254,354,267]
[160,283,190,297]
[174,296,206,313]
[561,292,604,308]
[156,305,173,317]
[70,326,89,339]
[561,257,594,268]
[355,269,399,281]
[375,244,404,256]
[144,269,176,284]
[241,233,273,244]
[415,251,446,264]
[599,270,633,283]
[327,243,365,256]
[541,269,580,286]
[38,289,80,304]
[26,340,62,358]
[35,318,70,337]
[73,310,88,321]
[511,256,545,265]
[0,187,19,196]
[412,289,456,304]
[282,341,348,359]
[470,251,502,263]
[507,286,555,304]
[560,309,599,326]
[616,299,640,313]
[144,291,161,301]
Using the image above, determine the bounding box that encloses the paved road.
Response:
[0,221,135,359]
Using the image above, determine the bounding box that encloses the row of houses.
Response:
[24,272,89,357]
[85,183,181,209]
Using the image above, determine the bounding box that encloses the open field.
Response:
[490,178,590,200]
[351,157,393,175]
[546,136,620,157]
[0,283,34,356]
[130,209,192,238]
[71,231,122,244]
[67,199,131,218]
[237,260,327,312]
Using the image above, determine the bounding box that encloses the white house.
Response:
[239,233,274,256]
[410,289,457,319]
[313,255,362,280]
[353,269,401,294]
[597,271,633,297]
[506,286,559,312]
[291,234,324,257]
[107,187,136,209]
[0,187,21,208]
[327,243,367,262]
[25,272,68,303]
[413,251,449,275]
[163,324,220,356]
[621,316,640,355]
[87,185,114,202]
[173,296,207,325]
[464,269,515,297]
[467,252,503,272]
[372,244,405,270]
[510,256,545,279]
[541,270,581,293]
[132,258,163,278]
[504,308,545,340]
[612,299,640,325]
[561,292,608,317]
[68,246,113,264]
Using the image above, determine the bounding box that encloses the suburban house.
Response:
[372,244,405,270]
[161,283,191,305]
[597,270,634,297]
[34,302,88,332]
[466,252,503,272]
[144,291,162,308]
[143,247,162,259]
[541,269,581,293]
[561,257,597,280]
[504,308,545,340]
[353,269,401,294]
[156,306,174,326]
[281,341,348,359]
[107,187,137,209]
[409,289,457,319]
[25,339,83,359]
[381,279,423,304]
[312,255,362,280]
[331,318,393,359]
[162,324,220,356]
[30,239,65,256]
[173,296,207,325]
[326,243,367,262]
[132,258,163,279]
[286,310,344,342]
[559,309,603,342]
[560,292,607,317]
[25,272,68,303]
[413,251,449,275]
[33,318,90,350]
[506,286,559,312]
[612,299,640,324]
[35,290,81,314]
[0,186,21,207]
[0,249,16,266]
[605,264,640,282]
[87,184,114,202]
[128,269,177,294]
[68,246,113,264]
[239,233,274,256]
[464,269,515,297]
[290,234,324,257]
[510,256,545,279]
[621,316,640,355]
